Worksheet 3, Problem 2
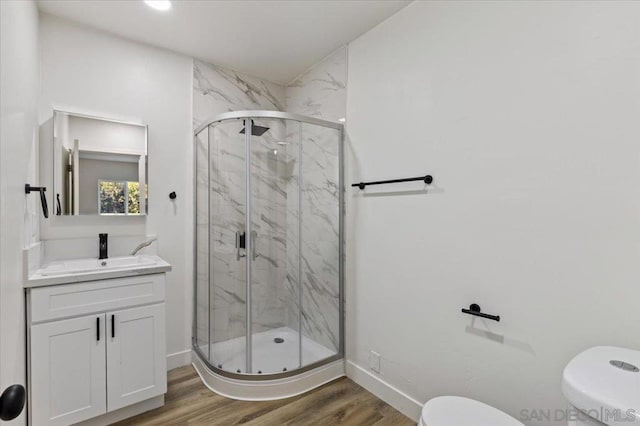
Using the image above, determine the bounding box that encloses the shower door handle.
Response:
[236,231,246,261]
[251,230,260,260]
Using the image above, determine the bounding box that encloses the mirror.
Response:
[52,111,148,216]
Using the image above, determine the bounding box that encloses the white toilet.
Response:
[420,396,523,426]
[563,346,640,426]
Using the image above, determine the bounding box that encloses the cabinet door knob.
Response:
[0,384,25,420]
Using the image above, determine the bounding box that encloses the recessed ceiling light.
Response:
[144,0,171,11]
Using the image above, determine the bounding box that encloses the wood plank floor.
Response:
[113,366,414,425]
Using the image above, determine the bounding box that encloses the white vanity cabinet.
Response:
[27,273,168,426]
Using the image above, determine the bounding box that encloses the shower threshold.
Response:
[192,327,344,401]
[204,327,335,375]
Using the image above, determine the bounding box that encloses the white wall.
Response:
[0,1,40,424]
[346,1,640,424]
[67,115,147,155]
[38,14,193,369]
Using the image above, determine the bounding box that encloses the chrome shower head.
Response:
[239,120,270,136]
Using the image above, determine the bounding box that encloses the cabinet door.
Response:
[106,303,166,411]
[31,314,106,425]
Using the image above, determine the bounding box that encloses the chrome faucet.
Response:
[131,238,157,256]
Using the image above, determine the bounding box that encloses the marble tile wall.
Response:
[285,47,346,352]
[194,46,346,362]
[193,59,285,130]
[291,123,341,352]
[286,47,347,123]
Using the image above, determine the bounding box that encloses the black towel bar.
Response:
[352,174,433,190]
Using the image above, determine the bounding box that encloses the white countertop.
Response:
[25,254,172,288]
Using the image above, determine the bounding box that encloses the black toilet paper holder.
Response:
[461,304,500,322]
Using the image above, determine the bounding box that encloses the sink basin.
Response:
[562,346,640,426]
[27,254,171,287]
[39,256,156,276]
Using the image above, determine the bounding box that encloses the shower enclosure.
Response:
[193,111,343,398]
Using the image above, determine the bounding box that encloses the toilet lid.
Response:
[421,396,523,426]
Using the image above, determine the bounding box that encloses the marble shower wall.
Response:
[299,124,341,351]
[286,47,347,122]
[194,47,346,357]
[285,47,346,352]
[193,59,285,129]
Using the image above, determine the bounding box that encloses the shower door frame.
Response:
[193,110,344,381]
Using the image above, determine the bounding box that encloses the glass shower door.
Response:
[299,122,341,365]
[208,120,248,373]
[197,114,341,378]
[249,118,301,374]
[194,127,209,356]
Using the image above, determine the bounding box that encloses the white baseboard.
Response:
[167,349,192,370]
[346,360,422,422]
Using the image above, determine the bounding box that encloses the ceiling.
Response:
[37,0,412,84]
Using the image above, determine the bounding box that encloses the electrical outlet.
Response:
[369,350,381,373]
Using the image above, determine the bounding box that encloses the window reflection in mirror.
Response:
[52,111,148,216]
[98,180,147,215]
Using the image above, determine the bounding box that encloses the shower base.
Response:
[192,327,344,401]
[207,327,334,375]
